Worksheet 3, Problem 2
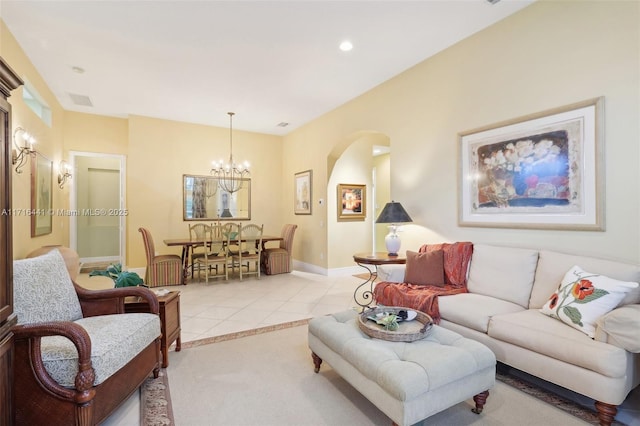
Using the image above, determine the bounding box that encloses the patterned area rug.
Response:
[141,369,174,426]
[496,366,626,426]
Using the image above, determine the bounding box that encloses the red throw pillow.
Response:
[404,249,445,286]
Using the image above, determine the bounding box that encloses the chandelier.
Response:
[210,112,250,194]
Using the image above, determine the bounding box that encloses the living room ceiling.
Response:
[1,0,534,136]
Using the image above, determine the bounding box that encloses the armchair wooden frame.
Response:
[12,284,161,426]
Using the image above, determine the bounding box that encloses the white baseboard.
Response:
[292,260,362,277]
[127,267,146,277]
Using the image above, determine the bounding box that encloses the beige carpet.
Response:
[164,324,623,426]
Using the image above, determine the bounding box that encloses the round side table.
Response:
[353,252,406,311]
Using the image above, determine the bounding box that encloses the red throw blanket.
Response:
[373,242,474,324]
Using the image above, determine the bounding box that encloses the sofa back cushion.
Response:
[13,249,83,324]
[530,250,640,309]
[466,244,539,308]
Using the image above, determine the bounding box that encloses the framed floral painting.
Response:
[31,152,53,236]
[458,97,604,230]
[337,183,366,221]
[294,170,312,215]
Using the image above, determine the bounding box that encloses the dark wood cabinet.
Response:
[0,57,24,425]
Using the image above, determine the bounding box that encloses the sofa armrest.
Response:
[377,264,406,283]
[594,304,640,352]
[74,283,160,317]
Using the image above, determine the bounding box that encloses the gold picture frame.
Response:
[337,183,366,221]
[294,170,312,215]
[31,152,53,236]
[182,174,251,221]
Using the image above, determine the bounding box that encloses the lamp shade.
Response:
[376,201,412,224]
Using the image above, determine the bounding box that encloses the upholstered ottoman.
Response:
[308,310,496,426]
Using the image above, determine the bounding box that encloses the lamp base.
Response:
[384,225,401,256]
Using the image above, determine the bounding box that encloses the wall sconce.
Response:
[58,160,72,189]
[12,127,36,173]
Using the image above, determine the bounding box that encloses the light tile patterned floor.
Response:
[77,269,365,344]
[170,270,363,343]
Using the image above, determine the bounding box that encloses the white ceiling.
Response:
[0,0,534,136]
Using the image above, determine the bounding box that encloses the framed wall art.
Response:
[458,97,604,231]
[294,170,312,215]
[337,183,366,221]
[31,152,53,236]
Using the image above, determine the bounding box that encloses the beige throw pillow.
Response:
[404,250,445,286]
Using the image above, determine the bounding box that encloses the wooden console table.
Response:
[125,291,181,368]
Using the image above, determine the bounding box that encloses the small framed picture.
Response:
[294,170,312,215]
[337,183,366,221]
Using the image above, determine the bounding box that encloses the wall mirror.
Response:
[183,174,251,221]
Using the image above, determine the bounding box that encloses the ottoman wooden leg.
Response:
[312,352,323,373]
[471,390,490,414]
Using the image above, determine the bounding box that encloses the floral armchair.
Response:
[11,249,161,426]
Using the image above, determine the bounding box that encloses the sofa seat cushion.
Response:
[466,244,539,308]
[308,311,495,401]
[439,293,524,333]
[41,313,161,388]
[488,309,628,378]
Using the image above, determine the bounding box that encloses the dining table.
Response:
[164,235,284,281]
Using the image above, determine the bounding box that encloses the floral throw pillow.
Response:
[540,265,639,338]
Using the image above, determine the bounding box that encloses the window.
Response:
[22,82,52,126]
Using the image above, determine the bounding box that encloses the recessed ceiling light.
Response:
[339,40,353,52]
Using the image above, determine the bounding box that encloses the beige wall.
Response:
[125,115,283,268]
[1,22,68,258]
[374,153,390,252]
[2,23,284,267]
[284,0,640,267]
[327,137,374,269]
[3,0,640,272]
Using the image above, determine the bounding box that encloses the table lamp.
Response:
[375,201,413,256]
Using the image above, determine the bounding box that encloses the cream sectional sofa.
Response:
[378,244,640,426]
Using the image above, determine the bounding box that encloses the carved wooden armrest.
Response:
[12,321,97,402]
[74,283,160,316]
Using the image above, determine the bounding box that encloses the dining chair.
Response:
[262,224,298,275]
[188,223,210,278]
[232,224,264,280]
[221,222,240,256]
[139,227,184,287]
[195,224,229,283]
